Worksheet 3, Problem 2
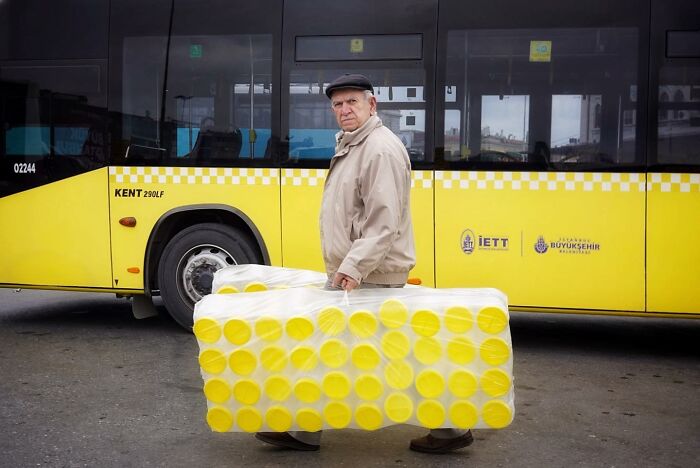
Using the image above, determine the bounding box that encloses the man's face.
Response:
[330,88,377,132]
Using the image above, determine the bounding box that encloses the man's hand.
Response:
[332,272,359,291]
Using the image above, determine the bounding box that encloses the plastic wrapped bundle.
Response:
[211,264,327,294]
[194,287,514,433]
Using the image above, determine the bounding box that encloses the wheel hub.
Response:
[179,245,236,304]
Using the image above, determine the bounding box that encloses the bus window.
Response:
[656,64,700,166]
[1,63,107,196]
[120,36,169,156]
[163,34,273,162]
[550,94,608,164]
[288,68,426,161]
[444,27,641,169]
[480,95,529,162]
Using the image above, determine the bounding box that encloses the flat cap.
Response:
[325,73,374,99]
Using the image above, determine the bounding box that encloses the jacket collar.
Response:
[335,115,382,153]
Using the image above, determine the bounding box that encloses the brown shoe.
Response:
[255,432,320,451]
[409,430,474,454]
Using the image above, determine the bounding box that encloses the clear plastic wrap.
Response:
[194,282,514,434]
[211,264,327,294]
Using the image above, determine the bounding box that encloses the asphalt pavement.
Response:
[0,288,698,467]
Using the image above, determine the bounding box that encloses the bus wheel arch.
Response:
[145,206,268,329]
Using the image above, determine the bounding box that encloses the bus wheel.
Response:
[157,222,261,329]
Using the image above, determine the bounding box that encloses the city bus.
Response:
[1,0,698,328]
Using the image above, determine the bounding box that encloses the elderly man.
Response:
[255,74,473,454]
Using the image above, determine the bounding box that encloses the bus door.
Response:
[0,0,112,289]
[646,0,700,314]
[280,0,438,285]
[434,0,648,312]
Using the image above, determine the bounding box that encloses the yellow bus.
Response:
[1,0,698,328]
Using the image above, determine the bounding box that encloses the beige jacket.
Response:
[319,115,416,285]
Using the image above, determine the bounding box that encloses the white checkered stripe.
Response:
[435,171,647,192]
[280,169,433,189]
[281,169,327,187]
[109,167,279,185]
[647,173,700,193]
[411,170,433,189]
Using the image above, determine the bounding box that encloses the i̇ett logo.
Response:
[461,229,475,254]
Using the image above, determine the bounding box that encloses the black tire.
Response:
[157,223,261,329]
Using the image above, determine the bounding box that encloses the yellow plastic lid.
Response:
[255,316,283,342]
[482,400,513,429]
[381,330,410,360]
[411,309,441,337]
[384,392,414,423]
[260,345,288,372]
[348,310,379,338]
[199,348,226,374]
[319,339,349,368]
[378,299,408,328]
[232,379,261,405]
[236,406,263,433]
[351,343,381,370]
[477,306,509,334]
[349,310,378,338]
[448,369,478,398]
[223,319,251,345]
[216,285,239,294]
[447,337,476,364]
[206,406,234,432]
[324,401,352,429]
[203,378,231,404]
[318,306,346,336]
[444,305,473,333]
[229,348,257,376]
[416,400,446,429]
[415,369,445,398]
[449,400,478,429]
[322,371,351,399]
[414,336,442,365]
[286,316,315,341]
[296,408,323,432]
[480,368,511,397]
[264,375,292,401]
[384,360,414,390]
[479,337,511,366]
[355,374,384,401]
[290,345,318,371]
[193,317,221,343]
[265,405,293,432]
[355,403,383,431]
[294,378,322,403]
[244,281,268,292]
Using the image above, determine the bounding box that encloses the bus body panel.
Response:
[280,169,326,272]
[280,170,436,287]
[0,168,112,288]
[108,166,282,290]
[409,171,435,287]
[435,171,646,312]
[647,173,700,314]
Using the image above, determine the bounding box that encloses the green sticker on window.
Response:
[190,44,203,58]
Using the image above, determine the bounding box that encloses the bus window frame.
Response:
[647,0,700,173]
[434,0,651,173]
[280,0,438,171]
